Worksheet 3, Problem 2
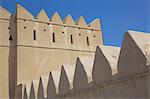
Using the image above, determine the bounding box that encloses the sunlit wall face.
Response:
[0,0,149,46]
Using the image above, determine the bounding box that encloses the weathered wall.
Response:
[0,6,11,99]
[15,31,150,99]
[15,4,102,84]
[0,4,103,99]
[0,6,17,99]
[1,4,150,99]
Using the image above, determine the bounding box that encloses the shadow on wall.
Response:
[14,31,150,99]
[9,15,17,99]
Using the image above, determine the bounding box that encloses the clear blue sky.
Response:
[1,0,150,46]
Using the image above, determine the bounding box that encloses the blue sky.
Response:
[0,0,149,46]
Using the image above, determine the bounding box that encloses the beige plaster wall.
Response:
[0,47,9,99]
[0,7,11,99]
[16,46,95,83]
[0,5,103,99]
[15,5,103,85]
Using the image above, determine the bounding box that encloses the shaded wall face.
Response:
[54,72,150,99]
[0,18,10,99]
[16,18,102,84]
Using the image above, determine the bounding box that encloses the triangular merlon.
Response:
[0,6,11,18]
[128,30,150,65]
[63,14,75,26]
[88,18,101,30]
[76,16,87,27]
[50,12,63,24]
[92,46,112,85]
[117,32,148,77]
[99,45,120,75]
[16,4,33,19]
[35,9,49,22]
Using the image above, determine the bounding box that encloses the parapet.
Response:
[0,4,103,51]
[14,4,101,30]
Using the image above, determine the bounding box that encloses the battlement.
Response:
[16,4,101,31]
[14,31,150,99]
[0,4,102,52]
[0,4,103,99]
[1,4,150,99]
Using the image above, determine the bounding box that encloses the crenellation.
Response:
[51,12,63,24]
[12,30,150,99]
[1,3,150,99]
[99,45,120,75]
[5,4,102,51]
[92,46,112,85]
[0,6,11,19]
[16,4,34,20]
[76,16,88,28]
[63,15,76,26]
[117,32,148,77]
[128,30,150,65]
[37,77,44,99]
[35,9,49,23]
[88,18,101,30]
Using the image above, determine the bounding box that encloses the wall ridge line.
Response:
[17,18,101,31]
[17,45,96,53]
[0,18,10,21]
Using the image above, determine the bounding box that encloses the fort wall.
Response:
[15,4,102,84]
[14,31,150,99]
[0,4,103,99]
[1,4,150,99]
[0,6,11,99]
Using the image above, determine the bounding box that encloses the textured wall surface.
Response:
[0,6,11,99]
[0,4,103,99]
[15,31,150,99]
[0,4,150,99]
[15,4,102,85]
